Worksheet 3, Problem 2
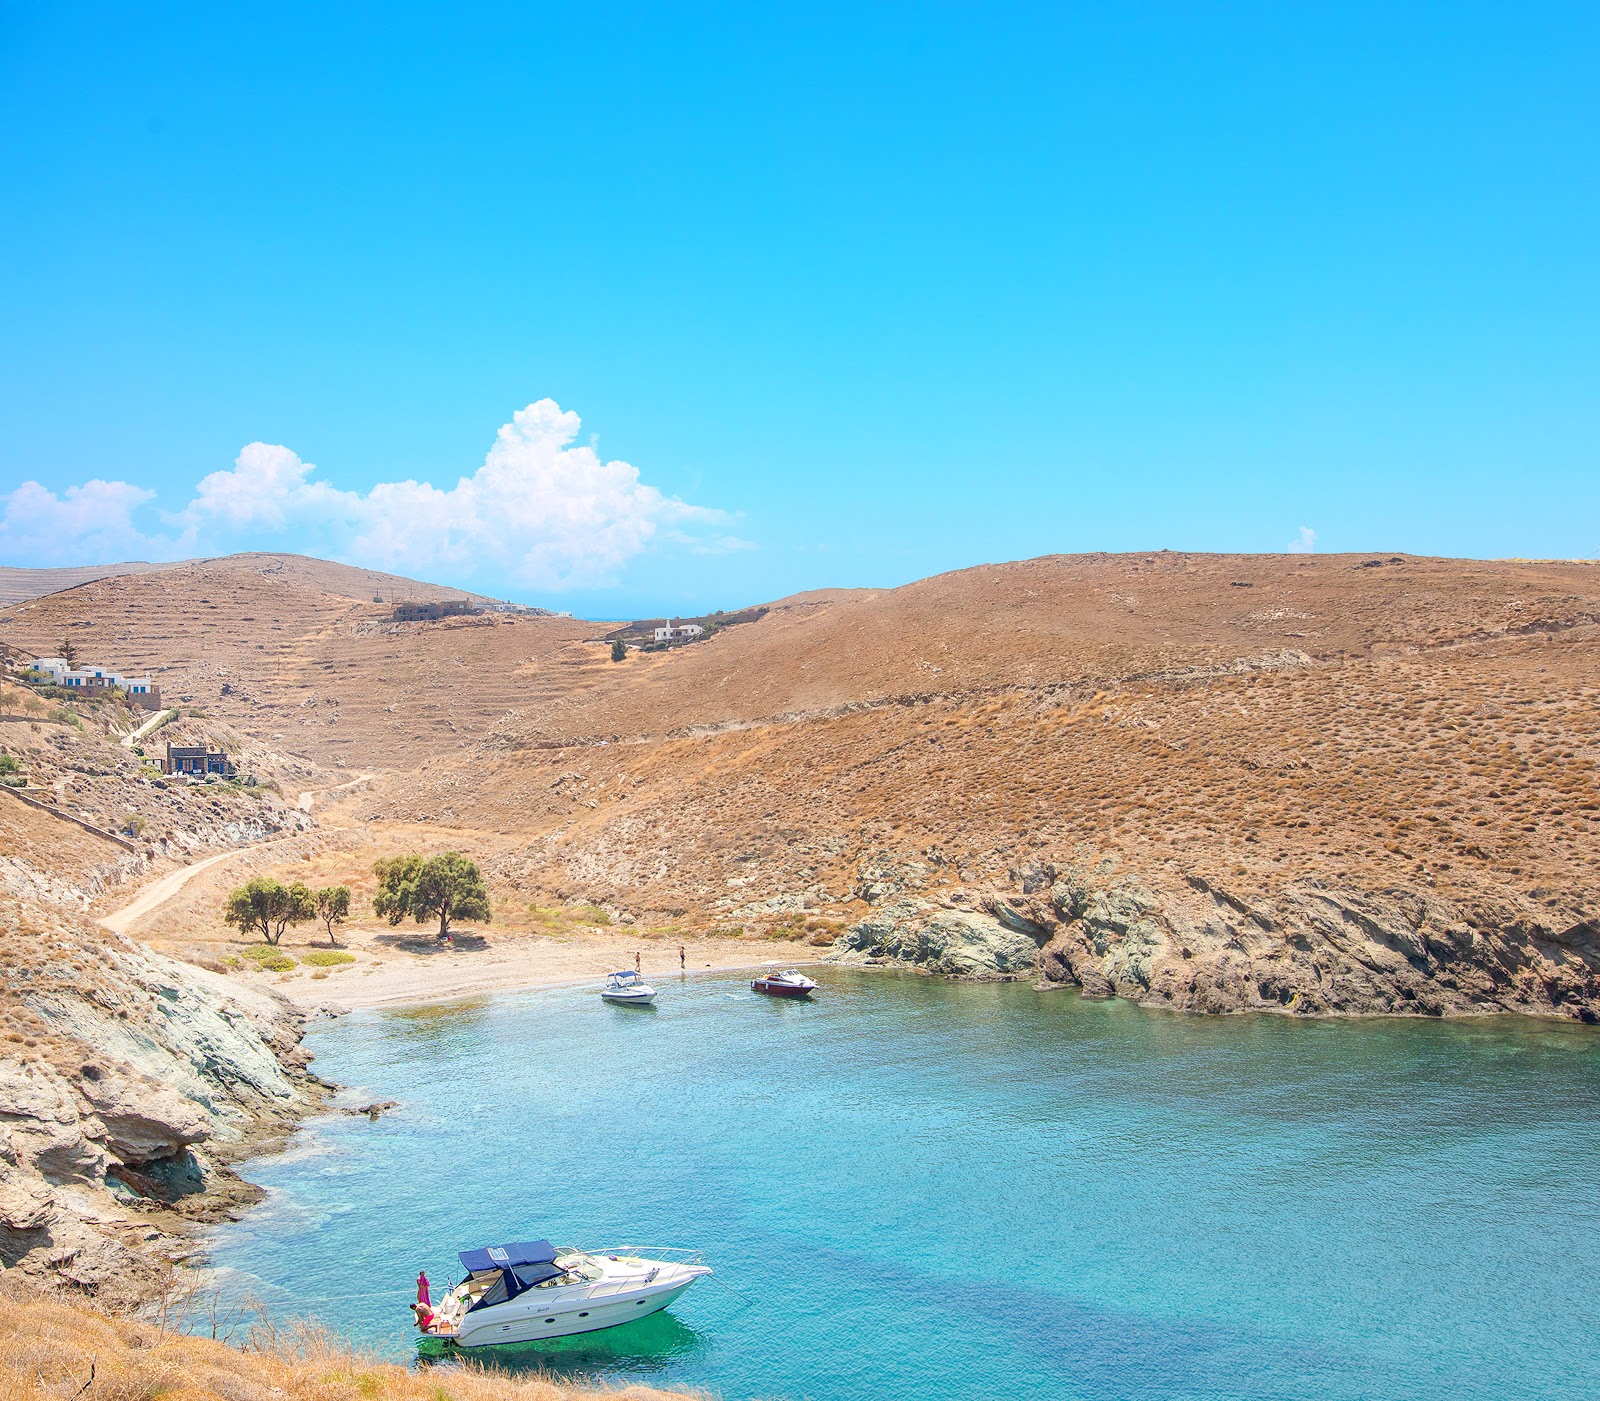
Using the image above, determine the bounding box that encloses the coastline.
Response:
[276,941,825,1013]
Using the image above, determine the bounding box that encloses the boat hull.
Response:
[451,1281,694,1347]
[752,980,813,997]
[600,990,656,1004]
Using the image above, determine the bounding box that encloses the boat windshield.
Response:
[463,1261,568,1311]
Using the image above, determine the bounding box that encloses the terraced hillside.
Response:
[4,548,1598,1019]
[0,553,580,768]
[0,561,183,608]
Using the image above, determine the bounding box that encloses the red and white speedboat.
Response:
[751,967,817,998]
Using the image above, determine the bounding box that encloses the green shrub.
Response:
[302,949,355,967]
[0,755,18,775]
[242,945,297,972]
[571,904,612,926]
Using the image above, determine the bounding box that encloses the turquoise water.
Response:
[205,970,1600,1400]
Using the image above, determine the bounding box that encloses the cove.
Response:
[205,969,1600,1401]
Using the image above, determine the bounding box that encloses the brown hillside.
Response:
[4,548,1598,1019]
[0,554,582,768]
[0,561,186,608]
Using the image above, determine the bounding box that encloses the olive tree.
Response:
[310,885,352,945]
[224,877,313,945]
[372,852,490,939]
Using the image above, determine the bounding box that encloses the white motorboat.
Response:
[751,967,817,998]
[600,970,657,1004]
[416,1240,710,1349]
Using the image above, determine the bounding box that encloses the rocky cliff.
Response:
[0,893,321,1299]
[830,854,1600,1019]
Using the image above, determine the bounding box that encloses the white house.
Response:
[32,657,161,706]
[652,621,706,643]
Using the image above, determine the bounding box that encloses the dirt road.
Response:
[99,772,375,936]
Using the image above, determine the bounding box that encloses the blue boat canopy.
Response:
[459,1240,557,1274]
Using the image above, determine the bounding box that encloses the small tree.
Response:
[224,877,313,945]
[609,639,627,662]
[311,884,352,946]
[0,755,17,775]
[59,638,78,668]
[373,852,491,939]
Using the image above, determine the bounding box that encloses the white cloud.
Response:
[1287,526,1317,554]
[2,400,738,590]
[181,442,349,531]
[0,478,162,564]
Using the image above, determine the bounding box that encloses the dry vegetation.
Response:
[4,549,1597,951]
[0,547,1596,1393]
[0,1286,692,1401]
[0,554,592,769]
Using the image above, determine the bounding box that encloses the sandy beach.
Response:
[259,927,825,1011]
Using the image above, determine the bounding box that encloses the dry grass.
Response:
[0,1287,695,1401]
[6,547,1598,949]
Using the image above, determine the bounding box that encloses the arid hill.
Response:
[0,553,488,612]
[0,561,187,609]
[3,549,1599,1021]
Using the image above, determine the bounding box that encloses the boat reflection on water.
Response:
[418,1309,708,1378]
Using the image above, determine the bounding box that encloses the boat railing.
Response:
[592,1245,708,1267]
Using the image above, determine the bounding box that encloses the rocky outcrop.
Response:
[77,1066,211,1165]
[832,896,1051,978]
[830,855,1600,1019]
[0,896,321,1300]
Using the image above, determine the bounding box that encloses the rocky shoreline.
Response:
[0,893,327,1302]
[6,847,1596,1304]
[829,856,1600,1021]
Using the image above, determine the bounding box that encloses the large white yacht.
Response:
[417,1240,710,1349]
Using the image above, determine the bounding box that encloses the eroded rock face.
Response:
[833,897,1049,979]
[1039,862,1600,1019]
[829,857,1600,1020]
[78,1067,210,1165]
[0,898,320,1297]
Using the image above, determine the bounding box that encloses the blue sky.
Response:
[1,2,1596,618]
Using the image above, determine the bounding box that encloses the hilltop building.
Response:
[602,606,768,647]
[653,620,705,642]
[31,657,162,710]
[391,599,477,622]
[160,741,236,778]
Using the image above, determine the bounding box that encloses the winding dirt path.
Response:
[119,707,175,750]
[297,771,373,812]
[98,771,376,936]
[97,845,271,936]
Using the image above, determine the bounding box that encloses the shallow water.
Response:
[205,969,1600,1400]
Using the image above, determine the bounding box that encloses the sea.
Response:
[202,967,1600,1401]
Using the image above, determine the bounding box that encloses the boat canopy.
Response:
[459,1241,566,1311]
[459,1240,558,1274]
